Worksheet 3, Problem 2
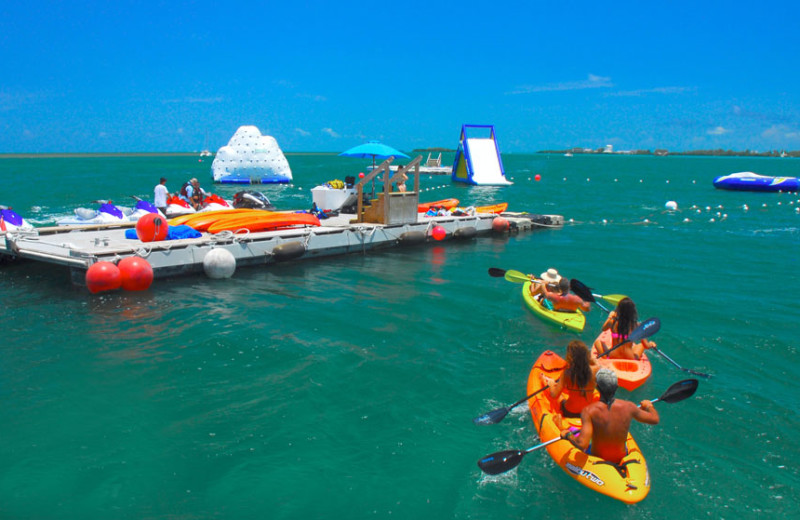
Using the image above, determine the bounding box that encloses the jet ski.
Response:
[56,200,154,226]
[233,191,275,210]
[0,206,34,232]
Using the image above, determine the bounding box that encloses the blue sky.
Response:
[2,0,799,153]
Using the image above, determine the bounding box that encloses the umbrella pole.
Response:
[371,156,376,198]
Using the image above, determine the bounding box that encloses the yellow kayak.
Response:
[522,281,585,332]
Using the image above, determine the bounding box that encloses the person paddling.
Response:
[593,297,655,359]
[557,368,659,464]
[530,268,590,312]
[541,340,599,418]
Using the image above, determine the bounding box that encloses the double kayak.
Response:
[527,350,651,504]
[592,330,652,391]
[522,281,585,332]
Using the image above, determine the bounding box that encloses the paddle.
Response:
[488,267,531,284]
[477,378,699,475]
[651,347,711,378]
[570,278,627,312]
[595,317,660,359]
[473,385,550,425]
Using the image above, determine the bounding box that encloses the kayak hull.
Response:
[474,202,508,214]
[418,198,459,212]
[522,281,585,332]
[206,212,320,234]
[527,350,650,504]
[592,330,652,391]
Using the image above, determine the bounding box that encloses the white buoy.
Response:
[203,248,236,279]
[665,201,678,211]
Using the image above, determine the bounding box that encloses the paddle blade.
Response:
[488,267,506,278]
[473,407,510,425]
[601,294,627,306]
[570,279,596,302]
[658,379,699,403]
[478,450,525,475]
[504,270,530,283]
[627,317,661,344]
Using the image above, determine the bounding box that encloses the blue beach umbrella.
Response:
[339,140,409,169]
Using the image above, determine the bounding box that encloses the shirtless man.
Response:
[538,277,591,312]
[558,368,659,464]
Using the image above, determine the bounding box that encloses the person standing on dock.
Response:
[154,177,169,216]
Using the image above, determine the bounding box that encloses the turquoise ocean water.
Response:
[1,153,798,519]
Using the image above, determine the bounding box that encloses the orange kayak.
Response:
[418,198,459,212]
[592,329,652,391]
[527,350,650,503]
[170,209,263,228]
[474,202,508,214]
[206,212,320,233]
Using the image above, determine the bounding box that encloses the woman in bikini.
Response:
[540,340,600,418]
[593,297,655,360]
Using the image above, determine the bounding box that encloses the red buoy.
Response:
[85,261,122,294]
[135,213,169,242]
[492,216,510,233]
[118,257,154,291]
[535,174,541,181]
[431,225,446,241]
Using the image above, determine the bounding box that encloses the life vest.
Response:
[180,182,191,198]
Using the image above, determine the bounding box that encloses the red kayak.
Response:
[592,329,652,391]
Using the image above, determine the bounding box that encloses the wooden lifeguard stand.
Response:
[352,155,423,225]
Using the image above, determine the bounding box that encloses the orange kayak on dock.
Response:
[474,202,508,214]
[418,198,459,212]
[592,329,652,391]
[206,212,321,233]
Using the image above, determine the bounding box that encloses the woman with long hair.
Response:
[593,297,655,360]
[541,340,599,418]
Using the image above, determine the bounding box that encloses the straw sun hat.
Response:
[540,268,561,284]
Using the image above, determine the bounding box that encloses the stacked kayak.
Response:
[713,172,799,192]
[522,281,585,332]
[418,198,459,212]
[170,209,320,233]
[592,330,652,391]
[527,350,650,504]
[474,202,508,214]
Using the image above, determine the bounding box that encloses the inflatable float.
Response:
[527,350,650,503]
[713,172,799,192]
[522,281,586,332]
[592,329,652,391]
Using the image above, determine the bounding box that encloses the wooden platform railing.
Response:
[353,155,422,224]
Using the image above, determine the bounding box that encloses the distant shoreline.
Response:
[0,152,342,159]
[0,150,796,159]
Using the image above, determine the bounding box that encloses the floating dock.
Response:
[0,211,562,286]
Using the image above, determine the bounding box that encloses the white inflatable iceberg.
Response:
[211,126,293,184]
